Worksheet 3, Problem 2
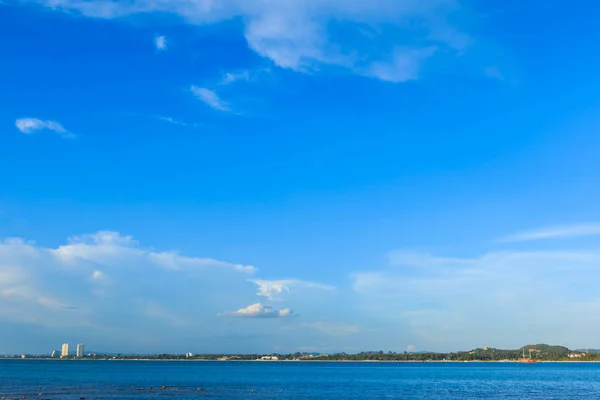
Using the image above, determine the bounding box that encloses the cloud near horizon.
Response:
[0,230,345,353]
[218,303,295,318]
[4,227,600,353]
[28,0,470,82]
[0,231,258,335]
[353,248,600,351]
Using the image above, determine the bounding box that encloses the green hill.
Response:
[521,344,570,359]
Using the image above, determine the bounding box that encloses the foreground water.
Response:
[1,360,599,399]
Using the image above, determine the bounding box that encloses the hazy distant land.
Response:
[6,344,600,362]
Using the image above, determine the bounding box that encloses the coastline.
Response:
[4,358,600,363]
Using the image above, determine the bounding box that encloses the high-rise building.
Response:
[61,343,69,357]
[51,350,57,358]
[76,344,84,358]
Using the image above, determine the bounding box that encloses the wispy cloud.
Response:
[15,118,75,139]
[190,85,230,112]
[218,303,295,318]
[154,115,201,129]
[127,113,202,129]
[248,279,335,300]
[31,0,470,83]
[155,35,167,51]
[363,47,437,83]
[149,251,256,273]
[221,70,251,85]
[218,68,271,87]
[498,223,600,242]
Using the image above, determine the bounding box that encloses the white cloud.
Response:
[30,0,469,82]
[73,230,137,246]
[0,239,80,325]
[248,279,335,300]
[498,223,600,242]
[52,230,144,266]
[250,280,289,300]
[352,249,600,350]
[0,230,258,333]
[218,303,295,318]
[50,230,256,273]
[190,85,230,111]
[15,118,75,138]
[155,35,167,50]
[0,230,343,353]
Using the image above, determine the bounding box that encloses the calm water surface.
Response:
[1,360,600,399]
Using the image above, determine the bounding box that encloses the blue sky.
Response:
[2,0,600,355]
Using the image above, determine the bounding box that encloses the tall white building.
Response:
[61,343,69,357]
[76,344,84,358]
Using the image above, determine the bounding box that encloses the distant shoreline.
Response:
[4,358,600,363]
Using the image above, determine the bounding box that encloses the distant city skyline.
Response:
[3,1,600,355]
[5,342,600,363]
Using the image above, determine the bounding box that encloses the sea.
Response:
[1,360,599,399]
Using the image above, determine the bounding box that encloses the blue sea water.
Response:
[1,360,600,399]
